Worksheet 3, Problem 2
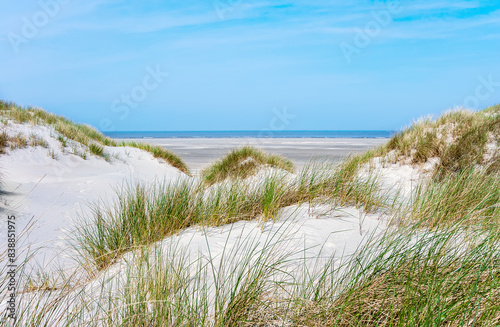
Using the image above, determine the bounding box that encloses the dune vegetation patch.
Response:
[0,100,189,173]
[371,106,500,178]
[290,225,500,327]
[12,211,500,325]
[122,141,189,174]
[0,130,48,154]
[395,168,500,229]
[77,159,386,270]
[201,146,294,185]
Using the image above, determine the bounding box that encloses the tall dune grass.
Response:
[292,225,500,326]
[76,159,386,270]
[396,167,500,229]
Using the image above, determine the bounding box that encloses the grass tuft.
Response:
[201,146,294,185]
[294,225,500,326]
[88,143,104,157]
[123,141,189,174]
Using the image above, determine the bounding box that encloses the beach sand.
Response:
[117,138,387,173]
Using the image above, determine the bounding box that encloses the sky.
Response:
[1,0,499,132]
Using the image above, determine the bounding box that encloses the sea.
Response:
[104,130,393,139]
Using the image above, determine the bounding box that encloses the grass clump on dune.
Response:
[380,110,480,164]
[0,130,32,153]
[76,176,293,270]
[0,100,189,173]
[297,158,384,212]
[201,146,294,185]
[88,143,104,157]
[7,219,500,325]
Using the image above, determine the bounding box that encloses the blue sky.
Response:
[1,0,499,131]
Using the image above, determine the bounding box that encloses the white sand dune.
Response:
[0,122,184,277]
[0,121,407,324]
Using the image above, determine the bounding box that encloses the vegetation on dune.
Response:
[201,146,294,185]
[374,106,500,178]
[75,104,500,271]
[0,100,189,174]
[0,130,50,154]
[397,168,500,229]
[88,143,105,158]
[291,225,500,326]
[122,141,189,175]
[0,131,8,154]
[7,214,500,325]
[77,159,386,270]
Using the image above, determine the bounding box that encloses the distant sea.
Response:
[104,131,393,139]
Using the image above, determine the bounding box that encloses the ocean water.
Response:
[104,130,393,139]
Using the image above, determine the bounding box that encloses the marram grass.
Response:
[3,103,500,326]
[76,160,387,271]
[397,167,500,229]
[291,224,500,326]
[373,105,500,179]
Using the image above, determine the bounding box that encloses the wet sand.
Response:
[118,138,388,173]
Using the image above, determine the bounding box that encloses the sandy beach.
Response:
[117,138,387,172]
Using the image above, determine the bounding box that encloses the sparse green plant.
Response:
[29,134,49,148]
[88,143,104,157]
[57,135,67,147]
[48,150,58,160]
[0,131,7,154]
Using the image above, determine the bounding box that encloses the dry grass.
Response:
[28,134,49,148]
[0,130,36,153]
[0,131,8,154]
